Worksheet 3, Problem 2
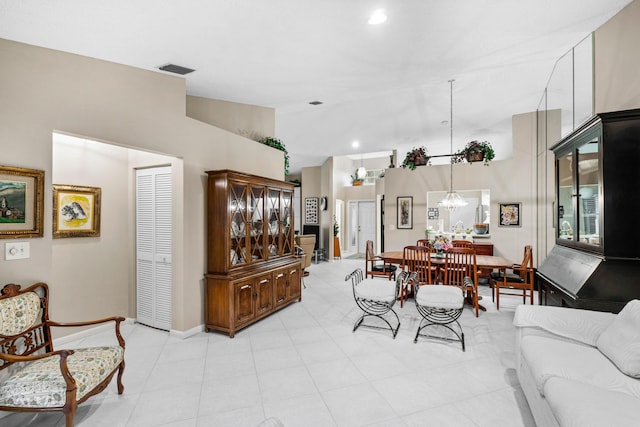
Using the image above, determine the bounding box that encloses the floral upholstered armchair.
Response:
[0,282,126,427]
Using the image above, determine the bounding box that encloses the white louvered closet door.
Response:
[136,166,172,331]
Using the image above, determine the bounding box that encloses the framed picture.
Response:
[0,165,45,238]
[397,196,413,229]
[499,202,522,227]
[53,184,102,238]
[427,207,439,220]
[305,197,318,225]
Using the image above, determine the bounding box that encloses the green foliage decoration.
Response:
[260,136,290,175]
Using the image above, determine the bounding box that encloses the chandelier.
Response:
[439,79,468,212]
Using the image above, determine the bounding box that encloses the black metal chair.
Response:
[345,268,413,338]
[413,279,465,351]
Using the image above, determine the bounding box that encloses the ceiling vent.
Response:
[309,101,323,105]
[157,63,195,75]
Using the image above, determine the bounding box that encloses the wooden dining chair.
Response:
[443,247,480,317]
[365,240,397,280]
[490,245,535,309]
[400,245,433,307]
[416,239,431,248]
[451,239,473,248]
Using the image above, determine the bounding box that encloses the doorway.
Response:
[136,166,173,331]
[348,200,376,255]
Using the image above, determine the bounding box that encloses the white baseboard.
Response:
[170,324,204,340]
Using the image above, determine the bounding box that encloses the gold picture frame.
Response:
[53,184,101,238]
[0,165,45,238]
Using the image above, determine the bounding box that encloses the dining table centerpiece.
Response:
[431,235,452,257]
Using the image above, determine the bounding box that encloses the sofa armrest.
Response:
[514,305,615,347]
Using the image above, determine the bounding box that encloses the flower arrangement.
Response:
[430,235,452,254]
[452,140,495,165]
[401,146,430,170]
[333,215,339,237]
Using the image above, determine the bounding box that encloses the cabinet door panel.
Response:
[287,266,301,301]
[234,281,255,325]
[274,270,288,305]
[256,275,273,315]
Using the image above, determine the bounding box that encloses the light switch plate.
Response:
[5,242,30,260]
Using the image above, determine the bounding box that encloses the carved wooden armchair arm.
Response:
[47,316,126,348]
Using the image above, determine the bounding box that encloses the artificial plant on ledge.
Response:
[259,136,290,175]
[452,140,495,165]
[400,146,430,170]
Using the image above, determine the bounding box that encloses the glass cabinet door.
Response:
[555,124,602,250]
[249,186,265,262]
[229,182,248,267]
[266,189,280,258]
[576,138,600,246]
[281,190,293,255]
[557,152,574,240]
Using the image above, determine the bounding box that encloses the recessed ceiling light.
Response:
[368,9,387,25]
[352,140,360,148]
[309,101,323,105]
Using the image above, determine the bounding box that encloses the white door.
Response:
[136,166,172,331]
[357,201,376,253]
[348,200,376,254]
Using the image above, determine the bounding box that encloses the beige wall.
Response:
[186,95,275,139]
[594,0,640,113]
[382,111,537,264]
[0,38,282,335]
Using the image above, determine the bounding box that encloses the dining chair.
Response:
[443,247,480,317]
[365,240,397,280]
[490,245,535,309]
[451,239,473,248]
[400,245,433,307]
[416,239,431,248]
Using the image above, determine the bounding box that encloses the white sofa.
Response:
[513,301,640,427]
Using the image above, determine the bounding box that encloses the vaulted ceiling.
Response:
[0,0,632,173]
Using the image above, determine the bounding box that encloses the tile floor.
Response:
[1,259,536,427]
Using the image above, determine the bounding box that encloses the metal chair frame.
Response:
[413,282,465,351]
[345,268,413,338]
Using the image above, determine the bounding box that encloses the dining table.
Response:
[379,250,513,312]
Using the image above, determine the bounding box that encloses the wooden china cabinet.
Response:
[204,170,302,337]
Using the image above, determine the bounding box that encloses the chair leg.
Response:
[496,284,500,310]
[353,309,400,338]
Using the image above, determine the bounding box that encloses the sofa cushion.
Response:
[0,346,124,408]
[514,304,615,346]
[520,335,640,398]
[596,299,640,378]
[544,377,640,427]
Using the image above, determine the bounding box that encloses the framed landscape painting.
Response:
[53,184,102,238]
[0,165,44,238]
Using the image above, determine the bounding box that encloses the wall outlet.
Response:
[5,242,30,260]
